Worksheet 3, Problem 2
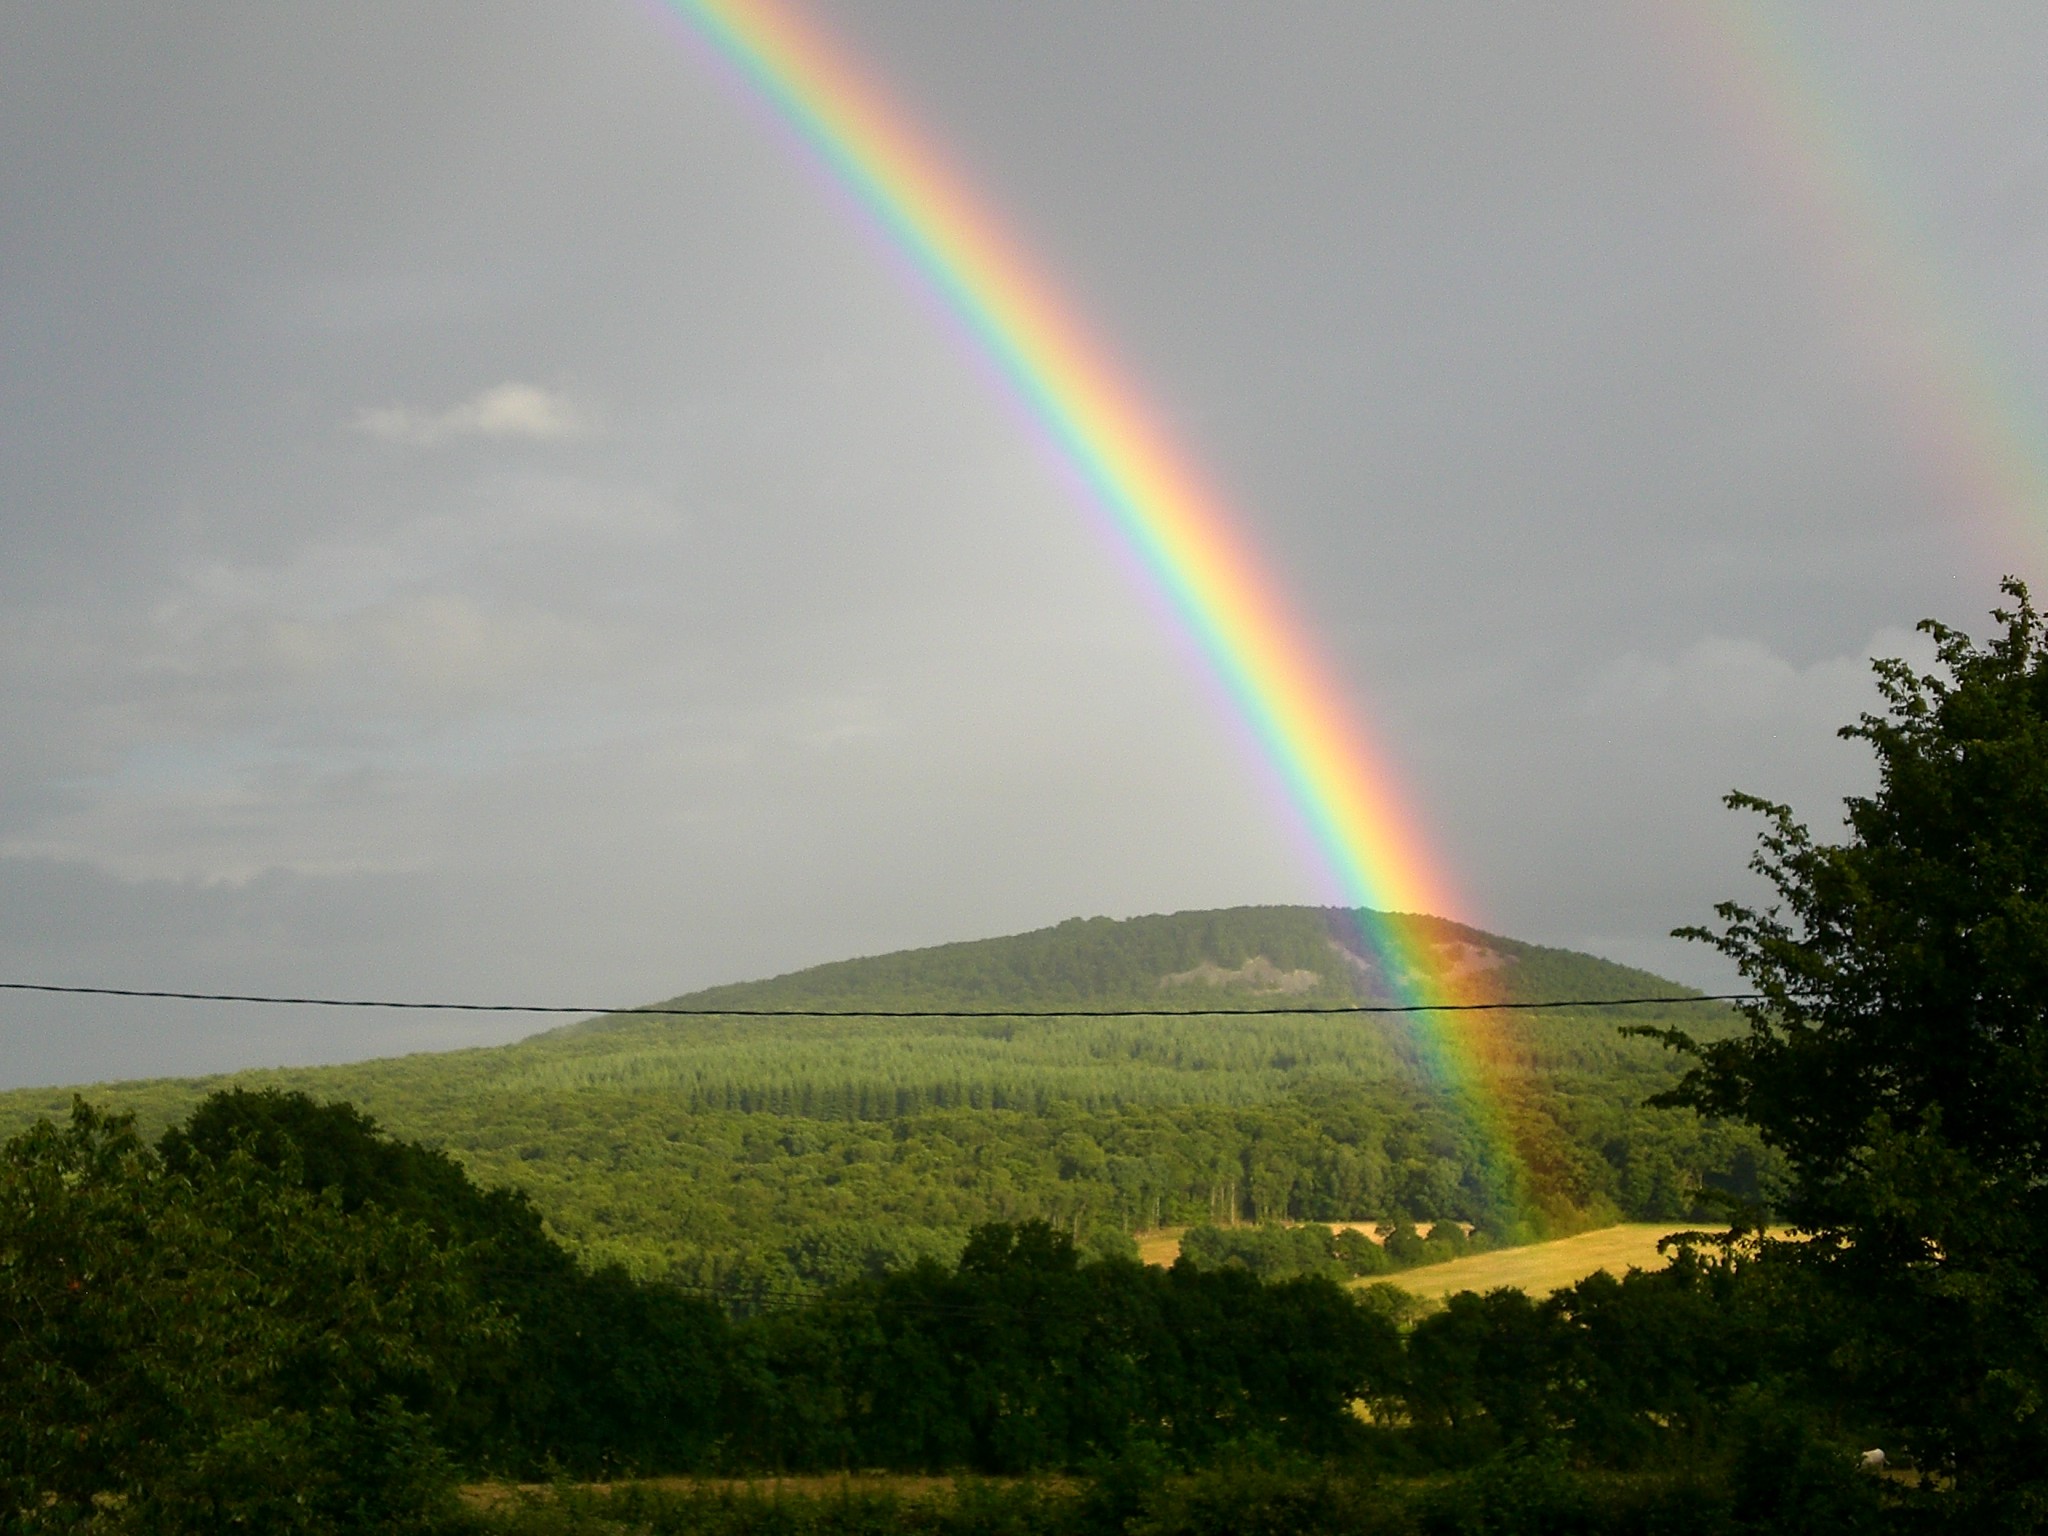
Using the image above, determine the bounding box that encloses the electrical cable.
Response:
[0,980,1756,1017]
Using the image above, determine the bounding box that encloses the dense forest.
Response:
[0,907,1760,1292]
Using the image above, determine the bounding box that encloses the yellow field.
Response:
[1135,1220,1753,1301]
[1134,1227,1189,1266]
[1366,1223,1699,1301]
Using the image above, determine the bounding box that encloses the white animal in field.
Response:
[1859,1449,1886,1472]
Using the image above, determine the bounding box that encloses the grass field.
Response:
[1135,1227,1189,1266]
[1368,1223,1699,1300]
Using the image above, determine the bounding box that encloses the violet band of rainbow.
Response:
[1664,2,2047,548]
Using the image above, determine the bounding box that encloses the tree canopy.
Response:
[0,1101,482,1533]
[1653,580,2048,1514]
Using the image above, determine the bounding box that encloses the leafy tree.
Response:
[1383,1222,1428,1267]
[1332,1225,1389,1276]
[163,1088,730,1476]
[0,1101,479,1533]
[1404,1288,1558,1452]
[716,1220,1400,1473]
[1652,582,2048,1514]
[163,1088,483,1227]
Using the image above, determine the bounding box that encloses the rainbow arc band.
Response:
[659,0,1532,1178]
[665,0,1449,962]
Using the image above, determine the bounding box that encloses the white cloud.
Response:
[353,383,593,446]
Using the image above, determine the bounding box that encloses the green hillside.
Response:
[613,904,1693,1018]
[0,906,1757,1297]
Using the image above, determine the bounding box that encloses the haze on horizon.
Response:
[2,1,2041,1087]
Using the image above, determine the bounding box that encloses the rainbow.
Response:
[1662,3,2048,550]
[654,0,1547,1208]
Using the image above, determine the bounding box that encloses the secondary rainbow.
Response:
[1663,2,2048,554]
[654,0,1526,1137]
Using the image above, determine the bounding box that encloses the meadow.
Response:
[1368,1222,1687,1301]
[1134,1220,1692,1296]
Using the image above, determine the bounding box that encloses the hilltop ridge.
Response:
[585,904,1693,1025]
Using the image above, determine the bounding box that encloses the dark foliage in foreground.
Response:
[456,1455,1887,1536]
[721,1220,1397,1473]
[0,1101,480,1534]
[1643,581,2048,1525]
[0,1086,1892,1532]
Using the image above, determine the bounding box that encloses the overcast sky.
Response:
[3,2,2042,1086]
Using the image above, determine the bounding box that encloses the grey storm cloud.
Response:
[0,0,2040,1086]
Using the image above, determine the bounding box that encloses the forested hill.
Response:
[0,906,1744,1288]
[592,905,1693,1025]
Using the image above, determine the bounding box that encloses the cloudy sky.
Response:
[2,2,2042,1086]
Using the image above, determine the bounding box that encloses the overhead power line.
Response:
[0,980,1757,1018]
